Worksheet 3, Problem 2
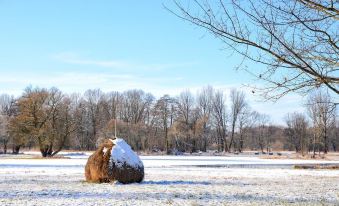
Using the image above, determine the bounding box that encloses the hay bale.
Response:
[85,138,144,184]
[108,138,144,184]
[85,139,114,183]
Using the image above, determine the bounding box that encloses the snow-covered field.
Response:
[0,154,338,206]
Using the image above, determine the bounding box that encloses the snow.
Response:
[102,147,108,156]
[110,138,143,169]
[141,155,339,168]
[0,154,338,205]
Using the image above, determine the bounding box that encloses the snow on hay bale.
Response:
[108,138,144,184]
[85,138,144,184]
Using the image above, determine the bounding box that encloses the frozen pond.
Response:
[0,154,338,205]
[1,154,339,168]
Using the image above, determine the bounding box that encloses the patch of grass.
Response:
[294,165,339,170]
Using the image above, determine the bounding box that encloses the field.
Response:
[0,153,339,206]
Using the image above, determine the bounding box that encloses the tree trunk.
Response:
[40,147,48,157]
[239,133,244,153]
[223,129,228,152]
[47,144,53,156]
[2,140,7,154]
[12,145,21,154]
[312,135,316,158]
[228,121,236,152]
[52,134,68,156]
[331,140,337,152]
[86,130,90,151]
[203,135,207,152]
[4,142,7,154]
[40,144,53,157]
[165,127,170,155]
[324,130,328,154]
[202,123,207,152]
[259,138,264,153]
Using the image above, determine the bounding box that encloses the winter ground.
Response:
[0,153,338,206]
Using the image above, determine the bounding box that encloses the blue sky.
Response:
[0,0,306,124]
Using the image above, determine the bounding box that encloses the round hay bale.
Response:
[85,138,144,184]
[108,162,144,184]
[108,138,144,184]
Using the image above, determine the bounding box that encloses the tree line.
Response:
[0,86,337,157]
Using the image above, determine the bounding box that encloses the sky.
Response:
[0,0,309,125]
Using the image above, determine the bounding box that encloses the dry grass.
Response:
[294,165,339,170]
[260,152,339,161]
[85,139,114,183]
[260,155,288,160]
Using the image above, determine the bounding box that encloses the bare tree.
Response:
[50,95,76,156]
[174,90,196,152]
[197,86,214,151]
[176,90,195,125]
[71,94,90,150]
[83,89,104,150]
[237,105,251,152]
[212,90,228,152]
[154,95,175,154]
[9,87,77,157]
[121,90,153,124]
[107,91,121,120]
[10,87,50,155]
[242,111,260,151]
[285,112,308,155]
[0,115,9,153]
[43,87,64,156]
[257,113,270,153]
[0,94,15,154]
[329,117,339,151]
[8,87,52,156]
[307,90,336,155]
[169,0,339,99]
[229,89,247,151]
